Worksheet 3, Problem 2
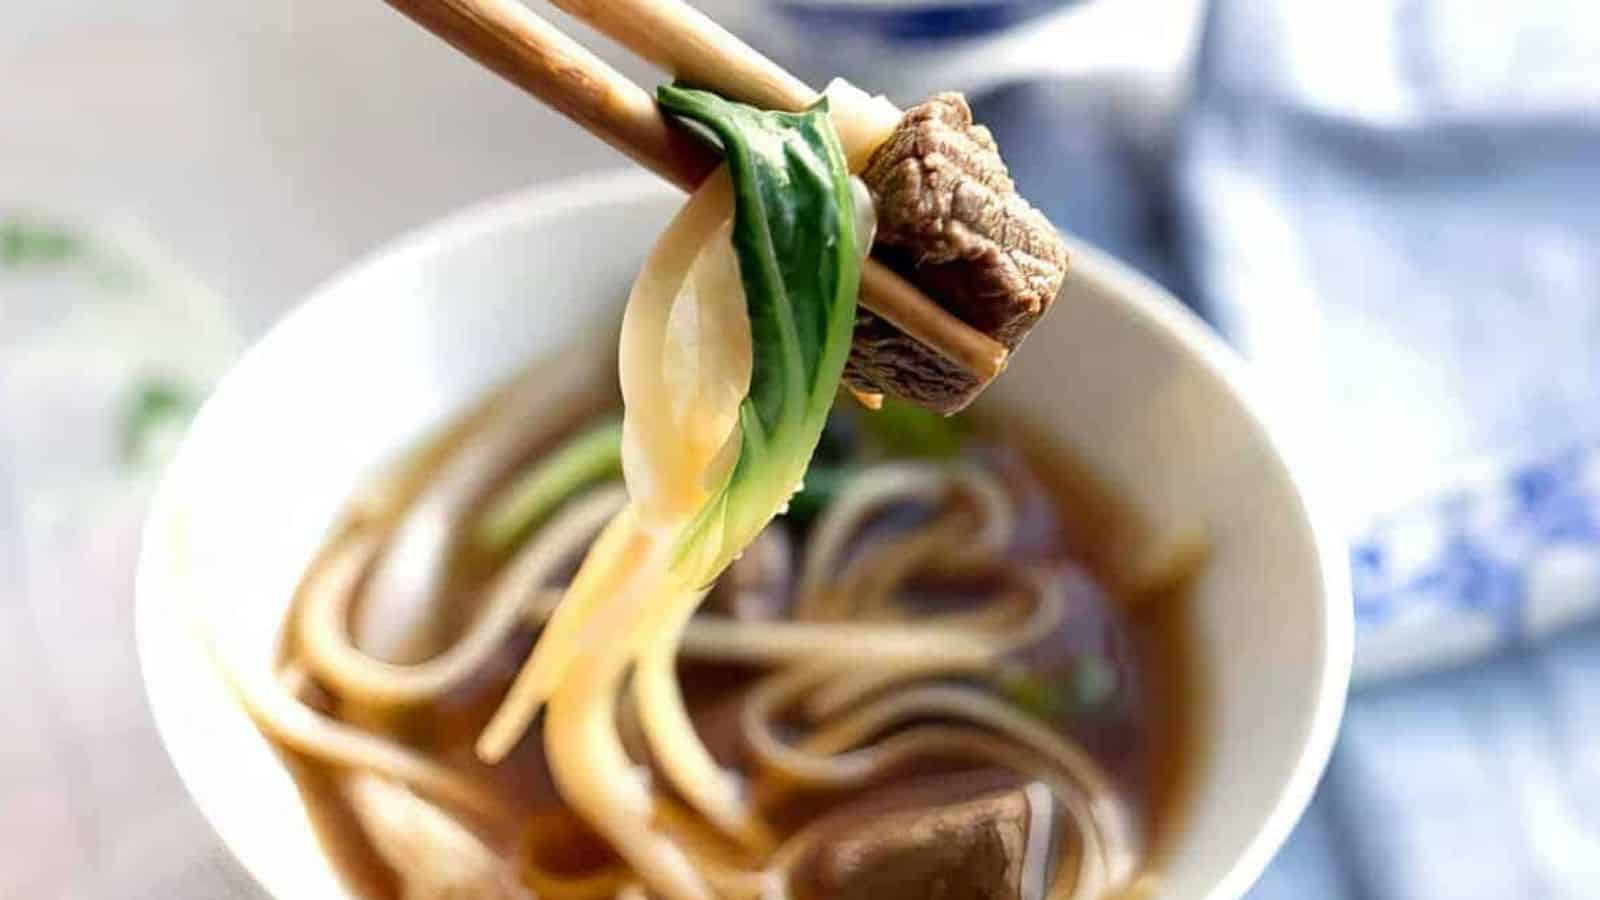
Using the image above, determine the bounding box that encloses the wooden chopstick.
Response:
[383,0,718,191]
[545,0,816,111]
[542,0,1013,385]
[382,0,1008,382]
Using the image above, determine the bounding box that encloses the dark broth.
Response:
[271,393,1204,899]
[999,409,1208,868]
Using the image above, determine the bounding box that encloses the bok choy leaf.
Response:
[655,85,865,583]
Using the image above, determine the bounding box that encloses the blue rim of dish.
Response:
[772,0,1082,41]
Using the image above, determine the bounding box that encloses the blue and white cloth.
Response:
[916,0,1600,687]
[1177,0,1600,685]
[787,1,1600,897]
[1173,4,1600,896]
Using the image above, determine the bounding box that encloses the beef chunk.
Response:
[794,779,1059,900]
[850,93,1069,414]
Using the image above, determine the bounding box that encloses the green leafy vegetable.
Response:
[475,418,624,554]
[786,462,858,525]
[121,377,199,467]
[1000,656,1120,722]
[787,409,860,524]
[656,85,863,583]
[0,218,84,270]
[860,394,970,460]
[787,396,971,525]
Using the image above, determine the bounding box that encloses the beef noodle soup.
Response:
[248,355,1202,900]
[218,79,1206,900]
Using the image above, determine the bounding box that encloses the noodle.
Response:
[352,349,617,662]
[634,592,776,852]
[183,524,502,821]
[543,581,718,900]
[474,86,900,900]
[269,445,1134,900]
[478,505,665,757]
[296,486,624,707]
[226,75,1178,900]
[793,464,952,613]
[678,616,996,665]
[804,658,990,721]
[800,685,1122,804]
[735,634,1138,900]
[794,463,1014,619]
[520,862,632,900]
[226,660,501,820]
[342,773,530,899]
[749,715,1127,900]
[799,687,1136,896]
[479,168,743,755]
[806,510,974,622]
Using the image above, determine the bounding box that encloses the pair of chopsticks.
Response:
[382,0,1007,384]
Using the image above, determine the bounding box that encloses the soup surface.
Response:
[263,362,1202,900]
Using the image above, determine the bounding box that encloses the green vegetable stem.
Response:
[475,418,624,554]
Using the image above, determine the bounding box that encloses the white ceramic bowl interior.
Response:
[138,171,1350,900]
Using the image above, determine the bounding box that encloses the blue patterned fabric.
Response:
[1177,0,1600,683]
[955,1,1600,895]
[770,0,1595,890]
[1179,5,1600,893]
[963,0,1600,687]
[1348,444,1600,683]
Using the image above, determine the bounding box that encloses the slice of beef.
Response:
[793,777,1060,900]
[850,93,1069,414]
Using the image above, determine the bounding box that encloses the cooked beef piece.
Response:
[850,93,1069,414]
[793,777,1059,900]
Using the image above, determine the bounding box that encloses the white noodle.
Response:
[226,658,499,820]
[798,685,1137,887]
[479,169,741,757]
[799,564,1064,717]
[795,463,1015,617]
[473,84,904,900]
[296,486,624,706]
[682,616,995,665]
[543,587,717,900]
[634,591,776,852]
[354,350,617,663]
[794,464,950,610]
[343,773,531,899]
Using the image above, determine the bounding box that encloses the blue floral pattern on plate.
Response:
[1351,446,1600,683]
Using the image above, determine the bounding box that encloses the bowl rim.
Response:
[136,167,1351,900]
[1064,233,1353,900]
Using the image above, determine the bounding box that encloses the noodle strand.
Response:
[634,588,776,853]
[297,487,624,707]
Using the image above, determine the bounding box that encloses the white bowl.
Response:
[138,170,1350,900]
